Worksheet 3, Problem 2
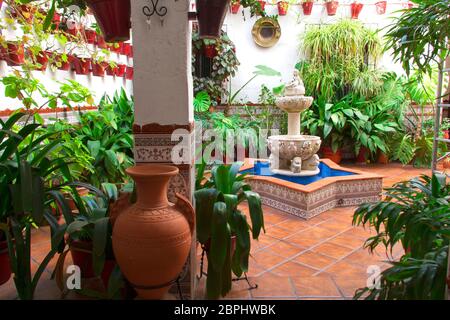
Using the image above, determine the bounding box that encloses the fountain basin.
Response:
[267,135,321,161]
[241,158,382,219]
[275,95,313,113]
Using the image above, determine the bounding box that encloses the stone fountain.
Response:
[268,70,321,176]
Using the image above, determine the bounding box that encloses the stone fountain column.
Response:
[130,0,196,299]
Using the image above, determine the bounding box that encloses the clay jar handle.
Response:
[175,193,195,235]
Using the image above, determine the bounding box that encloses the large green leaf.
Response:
[194,188,218,244]
[244,191,264,239]
[209,202,230,271]
[92,217,110,276]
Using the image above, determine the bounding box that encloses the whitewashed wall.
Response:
[221,1,410,103]
[0,5,133,111]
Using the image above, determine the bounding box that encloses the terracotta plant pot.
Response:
[0,0,3,10]
[230,1,240,14]
[10,4,35,23]
[35,51,49,71]
[356,147,368,163]
[125,66,133,80]
[115,64,127,77]
[92,61,107,77]
[84,29,97,44]
[443,130,449,140]
[56,54,71,71]
[96,34,108,49]
[108,42,123,54]
[350,2,363,19]
[6,42,25,66]
[203,44,217,58]
[302,1,313,15]
[0,240,11,285]
[196,0,230,39]
[128,45,133,58]
[85,0,131,42]
[375,1,386,15]
[121,43,132,56]
[112,164,194,299]
[377,151,389,165]
[277,1,289,15]
[69,240,116,286]
[322,146,342,164]
[325,1,339,16]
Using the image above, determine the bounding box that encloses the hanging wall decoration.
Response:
[251,16,281,48]
[375,1,386,15]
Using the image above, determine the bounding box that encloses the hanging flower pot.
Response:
[85,0,131,42]
[56,54,71,71]
[0,0,3,10]
[350,2,363,19]
[10,4,35,23]
[325,0,339,16]
[257,0,266,11]
[52,12,61,29]
[35,51,49,71]
[128,45,133,58]
[121,43,132,56]
[230,0,240,14]
[6,42,25,66]
[115,64,127,77]
[108,42,123,54]
[302,1,314,15]
[96,33,108,49]
[0,240,11,285]
[375,1,386,15]
[84,29,97,44]
[125,66,133,80]
[72,57,91,75]
[92,61,107,77]
[106,64,117,76]
[196,0,230,39]
[203,44,217,58]
[277,1,289,15]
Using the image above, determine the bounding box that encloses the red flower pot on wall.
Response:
[0,240,11,285]
[115,64,126,77]
[85,0,131,42]
[92,61,107,77]
[109,42,123,53]
[125,66,133,80]
[196,0,230,39]
[0,0,3,10]
[257,0,266,11]
[121,43,132,56]
[72,57,91,75]
[302,1,313,15]
[325,1,339,16]
[230,1,240,14]
[203,44,217,58]
[106,64,117,76]
[322,146,342,164]
[350,2,363,19]
[35,51,49,71]
[375,1,386,15]
[84,29,97,44]
[56,54,71,71]
[6,42,25,66]
[96,33,108,49]
[277,1,289,15]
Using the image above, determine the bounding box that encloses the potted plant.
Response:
[84,28,97,44]
[441,118,450,139]
[350,1,363,19]
[125,66,133,80]
[54,53,71,71]
[194,162,265,299]
[106,61,118,76]
[115,63,127,77]
[301,0,314,15]
[71,56,91,75]
[277,1,289,15]
[85,0,131,42]
[91,58,107,77]
[231,0,241,13]
[196,0,230,39]
[325,0,338,16]
[203,39,217,58]
[257,0,266,11]
[375,0,386,15]
[34,51,50,71]
[121,43,132,56]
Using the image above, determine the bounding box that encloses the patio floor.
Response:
[0,163,433,300]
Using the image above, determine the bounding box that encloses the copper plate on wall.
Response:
[251,17,281,48]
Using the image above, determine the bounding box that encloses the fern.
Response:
[388,133,415,165]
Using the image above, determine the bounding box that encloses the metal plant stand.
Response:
[197,245,258,291]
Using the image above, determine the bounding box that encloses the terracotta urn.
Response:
[112,165,194,299]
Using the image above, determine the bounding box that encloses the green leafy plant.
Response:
[194,162,265,299]
[193,91,212,113]
[353,174,450,299]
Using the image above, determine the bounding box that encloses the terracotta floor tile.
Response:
[265,225,294,240]
[342,227,375,240]
[249,274,296,298]
[315,218,353,233]
[294,251,336,270]
[327,233,365,250]
[276,218,312,232]
[252,234,279,249]
[250,250,287,270]
[222,278,253,299]
[313,242,354,260]
[320,261,368,279]
[264,240,305,259]
[262,212,289,225]
[284,233,324,248]
[333,276,368,298]
[343,249,386,267]
[291,275,341,298]
[270,261,317,277]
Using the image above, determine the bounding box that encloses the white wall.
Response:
[222,0,410,103]
[0,4,133,111]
